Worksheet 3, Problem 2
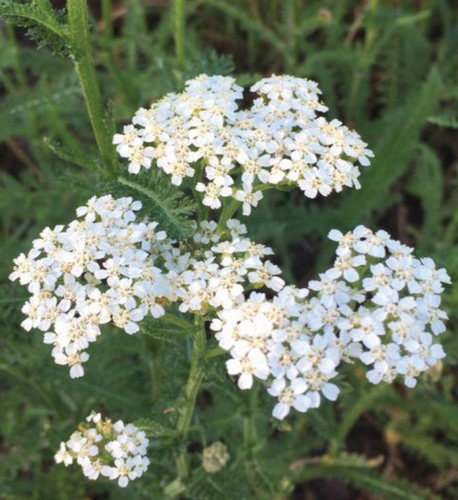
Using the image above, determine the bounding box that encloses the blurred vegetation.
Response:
[1,0,458,499]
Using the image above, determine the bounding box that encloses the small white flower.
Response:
[235,185,263,216]
[226,348,270,390]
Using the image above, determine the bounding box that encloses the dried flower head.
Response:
[202,441,230,473]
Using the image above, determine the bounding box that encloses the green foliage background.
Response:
[0,0,458,499]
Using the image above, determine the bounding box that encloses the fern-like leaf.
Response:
[341,469,440,500]
[428,115,458,128]
[0,0,70,56]
[114,171,197,240]
[407,144,443,246]
[44,137,99,170]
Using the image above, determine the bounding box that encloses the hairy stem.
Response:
[67,0,118,176]
[175,318,207,477]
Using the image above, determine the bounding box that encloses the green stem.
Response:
[243,388,266,500]
[217,198,242,232]
[6,25,40,143]
[6,24,26,89]
[101,0,113,41]
[100,0,137,108]
[174,0,186,69]
[175,319,207,477]
[328,383,389,457]
[140,334,162,403]
[67,0,117,176]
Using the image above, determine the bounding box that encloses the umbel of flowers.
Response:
[55,412,149,487]
[9,195,284,378]
[9,75,451,488]
[114,74,373,215]
[212,225,450,419]
[10,197,450,419]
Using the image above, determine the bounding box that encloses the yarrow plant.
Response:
[9,75,451,488]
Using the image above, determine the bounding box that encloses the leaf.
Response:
[140,320,185,345]
[293,462,440,500]
[134,418,174,438]
[329,384,390,455]
[406,144,443,246]
[115,172,197,240]
[199,0,288,60]
[400,432,458,468]
[0,76,81,141]
[44,137,99,170]
[0,0,70,56]
[333,68,441,228]
[341,469,440,500]
[428,115,458,128]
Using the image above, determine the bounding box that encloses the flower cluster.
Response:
[211,226,450,419]
[10,195,450,420]
[10,196,284,377]
[55,412,149,487]
[325,226,450,388]
[114,74,373,215]
[211,286,340,420]
[9,195,172,377]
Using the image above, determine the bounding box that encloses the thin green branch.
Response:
[217,198,241,232]
[329,383,389,457]
[101,0,114,41]
[67,0,118,175]
[175,319,207,477]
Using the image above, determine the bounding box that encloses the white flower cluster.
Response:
[326,226,450,388]
[9,195,172,377]
[10,196,284,377]
[114,74,373,215]
[10,195,450,421]
[55,412,149,488]
[211,226,450,420]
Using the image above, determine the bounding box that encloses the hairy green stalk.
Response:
[67,0,118,176]
[175,318,207,477]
